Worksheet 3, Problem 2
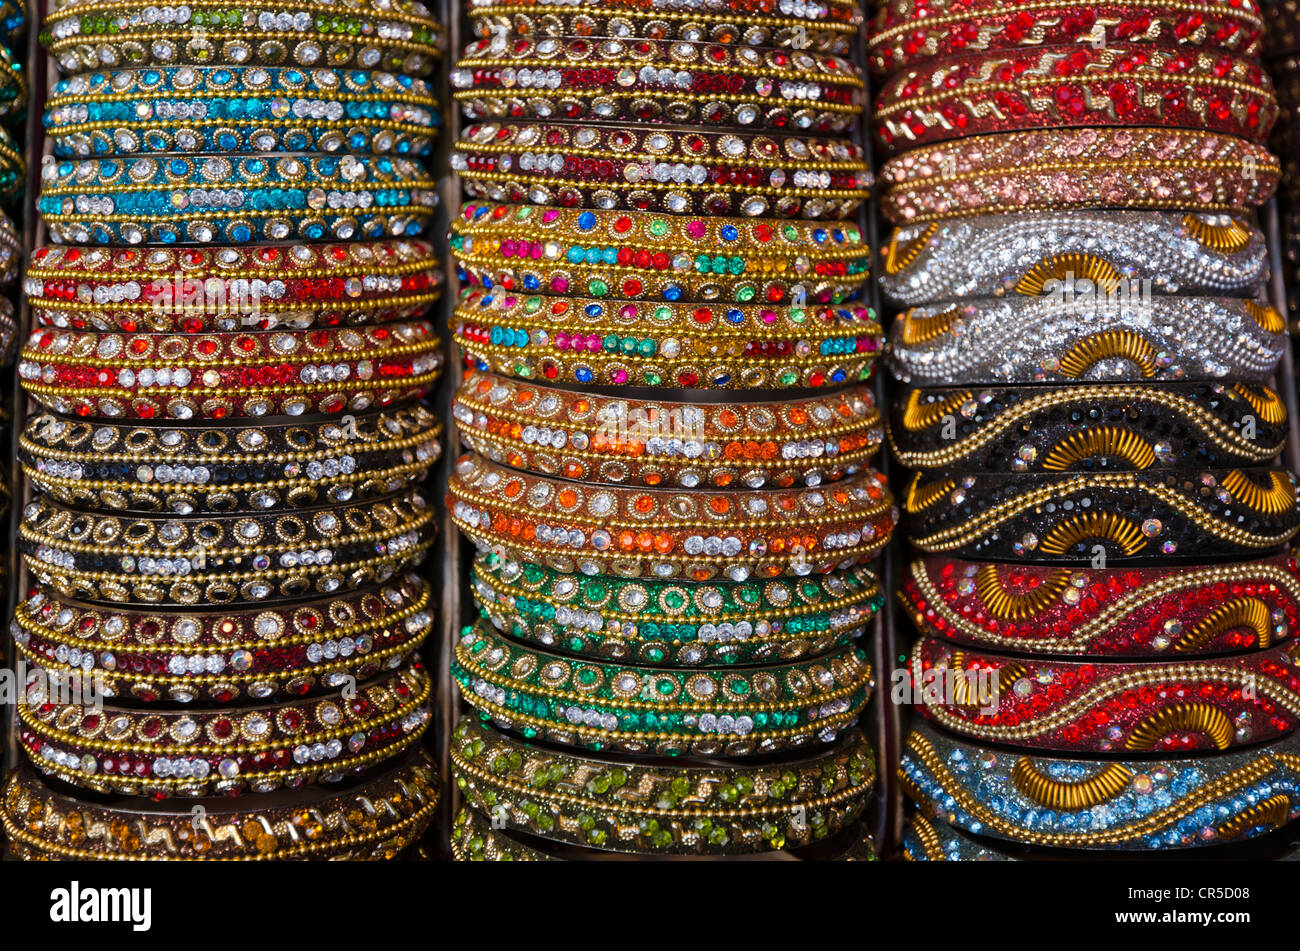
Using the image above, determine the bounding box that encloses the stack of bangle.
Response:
[2,750,440,860]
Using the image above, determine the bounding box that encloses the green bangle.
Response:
[450,716,875,855]
[453,620,874,757]
[470,550,882,666]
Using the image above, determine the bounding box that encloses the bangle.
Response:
[449,452,896,581]
[874,45,1276,151]
[911,636,1300,753]
[471,549,882,666]
[453,369,883,489]
[451,201,871,306]
[453,289,880,389]
[901,722,1300,851]
[0,123,23,203]
[879,129,1278,224]
[454,620,874,756]
[451,38,864,134]
[0,212,20,284]
[868,0,1265,75]
[0,295,17,364]
[453,121,871,219]
[900,553,1300,658]
[21,491,436,607]
[450,716,875,855]
[13,574,433,702]
[886,296,1285,386]
[46,66,443,159]
[1,750,440,860]
[468,7,857,55]
[26,239,443,334]
[880,211,1267,307]
[19,323,444,421]
[0,43,24,117]
[465,0,865,29]
[38,153,438,245]
[43,0,444,75]
[21,403,443,514]
[902,814,1015,862]
[19,660,432,798]
[905,468,1300,563]
[889,382,1287,472]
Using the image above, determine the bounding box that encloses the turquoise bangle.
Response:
[47,66,442,159]
[38,153,437,245]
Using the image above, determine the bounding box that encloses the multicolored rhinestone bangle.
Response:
[21,492,436,607]
[879,129,1279,224]
[1,750,440,860]
[464,0,865,29]
[453,289,880,389]
[912,635,1300,753]
[902,814,1015,862]
[887,296,1285,386]
[19,661,431,798]
[453,370,882,489]
[451,39,864,133]
[905,468,1300,563]
[453,121,871,219]
[454,619,874,756]
[452,201,871,306]
[21,404,443,514]
[874,45,1277,152]
[12,575,432,702]
[901,722,1300,851]
[39,153,438,245]
[449,452,895,581]
[451,716,874,855]
[471,550,881,666]
[26,239,443,334]
[43,0,444,75]
[900,553,1300,657]
[889,382,1287,472]
[46,66,443,159]
[879,211,1268,306]
[867,0,1265,75]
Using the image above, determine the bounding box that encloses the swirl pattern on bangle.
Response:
[902,814,1016,862]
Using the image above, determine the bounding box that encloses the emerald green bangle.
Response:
[453,620,874,757]
[450,716,875,855]
[470,550,882,666]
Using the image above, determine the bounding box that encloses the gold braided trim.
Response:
[1174,597,1272,652]
[1013,252,1122,296]
[1011,760,1135,812]
[899,306,959,345]
[949,651,1026,708]
[973,564,1072,621]
[1215,793,1291,839]
[904,473,956,513]
[1038,511,1147,556]
[904,813,946,861]
[1244,300,1286,333]
[1042,426,1157,470]
[1183,213,1252,253]
[884,223,937,275]
[1057,330,1158,379]
[1222,469,1297,516]
[1232,382,1287,425]
[899,389,971,432]
[1124,702,1234,751]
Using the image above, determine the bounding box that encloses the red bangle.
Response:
[910,636,1300,753]
[874,45,1277,152]
[901,553,1300,658]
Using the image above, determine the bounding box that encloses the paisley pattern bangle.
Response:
[879,129,1279,224]
[12,575,433,702]
[867,0,1265,74]
[18,661,432,798]
[886,296,1285,385]
[451,201,871,306]
[454,620,874,756]
[20,404,443,514]
[453,289,881,389]
[39,153,438,245]
[451,38,864,133]
[1,751,440,860]
[449,452,895,581]
[26,239,443,334]
[43,0,444,75]
[905,468,1300,563]
[902,813,1015,862]
[451,716,875,855]
[900,553,1300,658]
[46,66,442,159]
[911,636,1300,753]
[879,212,1268,306]
[874,46,1276,152]
[454,369,883,489]
[19,324,443,421]
[901,722,1300,851]
[21,491,436,607]
[471,549,882,666]
[889,382,1287,472]
[453,121,871,219]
